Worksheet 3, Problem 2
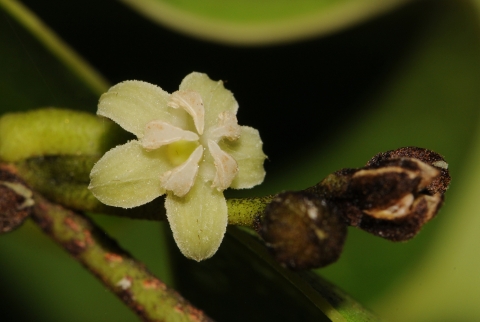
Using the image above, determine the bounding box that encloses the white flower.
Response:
[88,72,266,261]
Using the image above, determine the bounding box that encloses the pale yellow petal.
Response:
[168,90,205,135]
[219,126,266,189]
[178,72,238,130]
[208,140,238,191]
[165,178,228,261]
[141,120,198,150]
[98,80,187,138]
[160,145,203,197]
[89,140,170,208]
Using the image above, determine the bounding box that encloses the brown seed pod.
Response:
[260,191,347,270]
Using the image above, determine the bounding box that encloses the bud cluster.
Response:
[261,147,450,270]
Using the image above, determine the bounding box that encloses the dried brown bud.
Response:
[367,146,451,195]
[347,158,443,240]
[260,191,347,270]
[0,165,34,233]
[314,148,449,241]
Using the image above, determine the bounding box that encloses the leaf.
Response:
[0,0,108,99]
[0,0,107,110]
[259,0,480,319]
[371,3,480,314]
[170,227,381,322]
[375,99,480,320]
[119,0,414,45]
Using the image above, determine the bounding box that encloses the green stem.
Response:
[226,195,275,229]
[86,196,275,233]
[30,193,214,322]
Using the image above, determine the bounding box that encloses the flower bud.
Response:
[260,191,347,270]
[314,149,449,241]
[367,146,450,195]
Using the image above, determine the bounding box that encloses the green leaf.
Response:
[259,0,480,319]
[0,0,108,110]
[375,107,480,319]
[119,0,413,45]
[170,227,381,322]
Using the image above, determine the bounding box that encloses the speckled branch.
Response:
[30,193,214,322]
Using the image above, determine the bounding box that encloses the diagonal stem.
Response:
[30,193,214,322]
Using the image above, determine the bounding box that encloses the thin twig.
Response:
[30,193,214,322]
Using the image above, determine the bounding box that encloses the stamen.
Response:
[168,90,205,134]
[208,140,238,191]
[142,120,198,150]
[209,111,241,141]
[160,145,203,197]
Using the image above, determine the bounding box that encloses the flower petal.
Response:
[168,90,205,135]
[208,140,238,191]
[141,120,199,150]
[219,126,266,189]
[89,140,170,208]
[179,72,238,130]
[98,81,187,138]
[160,145,203,197]
[165,178,228,261]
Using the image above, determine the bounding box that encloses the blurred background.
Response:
[1,0,480,321]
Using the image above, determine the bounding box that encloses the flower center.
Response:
[140,90,242,197]
[166,140,201,167]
